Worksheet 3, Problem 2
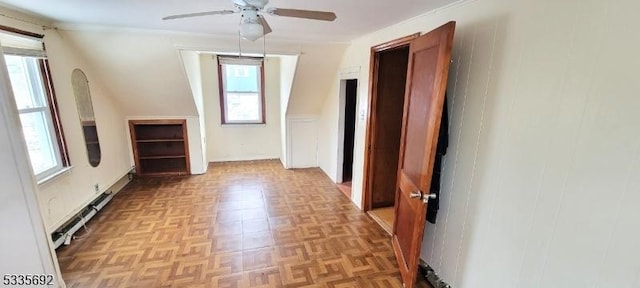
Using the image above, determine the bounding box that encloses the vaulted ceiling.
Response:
[0,0,459,42]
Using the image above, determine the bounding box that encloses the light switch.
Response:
[359,110,366,121]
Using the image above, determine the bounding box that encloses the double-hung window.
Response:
[1,27,69,182]
[218,56,265,124]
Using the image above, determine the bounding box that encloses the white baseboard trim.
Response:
[209,155,281,163]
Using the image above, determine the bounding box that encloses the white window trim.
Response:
[37,166,72,186]
[14,58,64,181]
[218,57,265,125]
[1,29,69,183]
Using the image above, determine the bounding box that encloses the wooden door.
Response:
[392,21,455,287]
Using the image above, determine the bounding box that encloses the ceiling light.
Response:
[240,22,264,41]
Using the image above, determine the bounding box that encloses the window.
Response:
[1,27,69,182]
[218,56,265,124]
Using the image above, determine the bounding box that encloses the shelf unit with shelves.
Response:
[129,119,190,176]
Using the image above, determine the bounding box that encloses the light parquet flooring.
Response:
[336,182,352,199]
[56,160,414,287]
[367,207,395,235]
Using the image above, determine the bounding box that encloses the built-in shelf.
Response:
[129,119,190,176]
[82,122,101,167]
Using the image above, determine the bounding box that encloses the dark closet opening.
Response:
[342,79,358,182]
[370,46,410,209]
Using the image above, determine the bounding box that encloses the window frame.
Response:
[1,26,70,182]
[40,58,70,168]
[217,56,266,125]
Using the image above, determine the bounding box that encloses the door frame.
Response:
[361,33,420,211]
[335,67,360,183]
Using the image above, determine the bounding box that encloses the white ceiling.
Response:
[0,0,458,42]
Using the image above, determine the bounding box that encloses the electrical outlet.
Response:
[94,184,99,192]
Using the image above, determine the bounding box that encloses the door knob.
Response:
[422,193,437,203]
[410,191,422,199]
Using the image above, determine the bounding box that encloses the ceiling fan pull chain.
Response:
[238,23,243,57]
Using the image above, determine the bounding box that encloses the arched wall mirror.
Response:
[71,69,101,167]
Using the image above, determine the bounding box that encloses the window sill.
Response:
[37,166,73,186]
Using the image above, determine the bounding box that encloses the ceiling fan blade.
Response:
[162,10,236,20]
[258,15,272,35]
[267,8,336,21]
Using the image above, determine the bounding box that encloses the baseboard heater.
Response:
[51,192,114,249]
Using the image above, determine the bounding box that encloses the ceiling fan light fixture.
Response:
[240,22,264,41]
[162,0,337,41]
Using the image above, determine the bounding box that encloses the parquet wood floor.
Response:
[336,182,352,199]
[367,208,395,235]
[56,160,425,287]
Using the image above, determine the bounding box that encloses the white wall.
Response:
[0,42,62,287]
[288,116,319,168]
[318,0,640,287]
[57,27,346,117]
[179,50,208,173]
[318,89,340,180]
[202,55,282,162]
[41,32,132,231]
[60,30,212,174]
[57,29,199,117]
[318,67,361,182]
[0,8,133,231]
[279,55,299,168]
[56,28,345,169]
[284,45,346,116]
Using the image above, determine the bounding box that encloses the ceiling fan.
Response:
[162,0,337,41]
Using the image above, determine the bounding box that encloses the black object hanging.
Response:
[427,96,449,224]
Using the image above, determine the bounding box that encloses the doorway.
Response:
[362,34,418,234]
[342,79,357,182]
[337,79,358,198]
